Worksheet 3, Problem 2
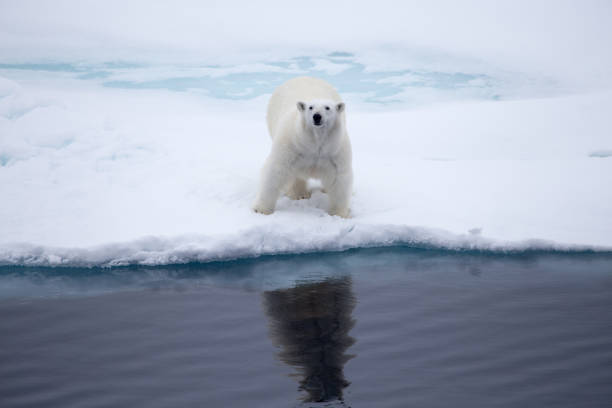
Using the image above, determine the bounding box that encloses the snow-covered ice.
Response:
[1,1,611,266]
[1,76,611,266]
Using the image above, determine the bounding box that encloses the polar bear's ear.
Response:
[336,102,345,113]
[297,101,306,112]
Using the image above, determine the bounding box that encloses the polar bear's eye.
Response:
[325,106,330,110]
[309,106,313,110]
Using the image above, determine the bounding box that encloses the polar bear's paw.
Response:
[252,203,274,215]
[286,190,312,200]
[285,179,311,200]
[328,207,351,218]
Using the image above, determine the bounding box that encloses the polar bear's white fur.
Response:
[253,77,353,217]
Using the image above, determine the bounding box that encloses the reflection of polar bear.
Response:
[253,77,353,217]
[262,277,356,402]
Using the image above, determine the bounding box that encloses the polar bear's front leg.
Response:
[324,170,353,218]
[253,155,292,215]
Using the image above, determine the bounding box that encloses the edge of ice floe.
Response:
[1,223,611,268]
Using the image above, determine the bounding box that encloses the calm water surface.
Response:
[1,248,611,407]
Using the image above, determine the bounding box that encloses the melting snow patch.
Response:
[589,150,612,158]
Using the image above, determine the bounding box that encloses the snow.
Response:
[1,1,611,267]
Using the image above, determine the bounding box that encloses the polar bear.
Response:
[253,77,353,218]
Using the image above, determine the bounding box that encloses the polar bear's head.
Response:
[297,99,345,130]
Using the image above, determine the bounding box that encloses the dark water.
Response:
[1,248,612,407]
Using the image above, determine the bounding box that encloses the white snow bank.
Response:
[1,78,611,267]
[1,225,608,268]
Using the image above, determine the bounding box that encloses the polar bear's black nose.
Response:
[313,113,322,125]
